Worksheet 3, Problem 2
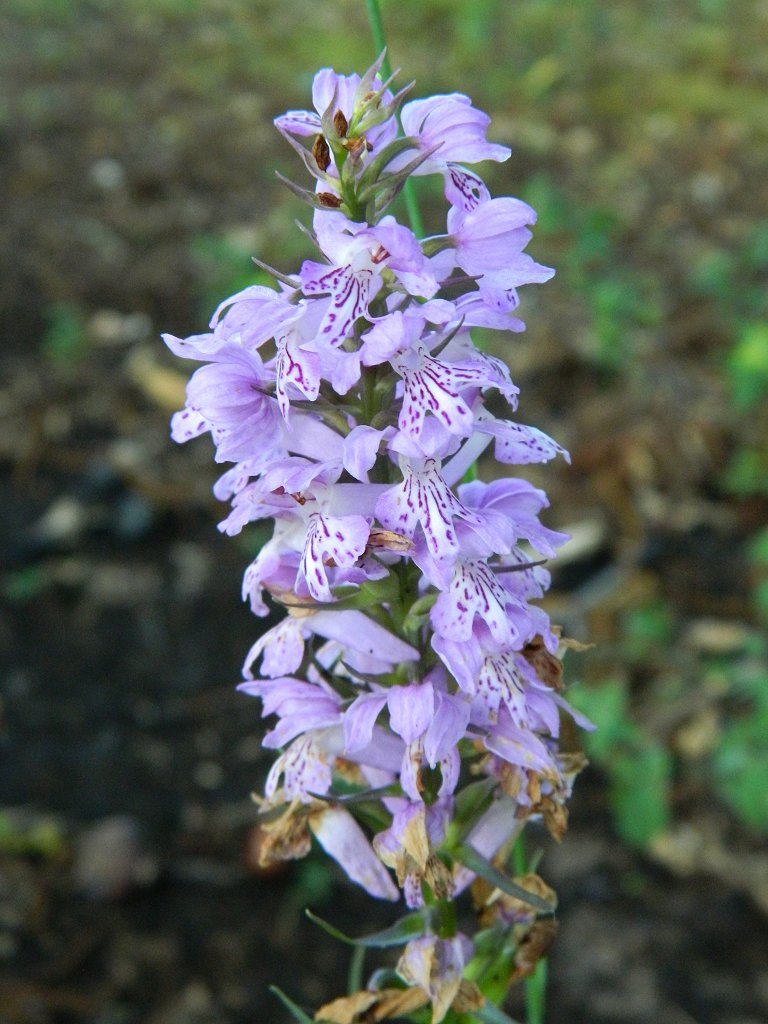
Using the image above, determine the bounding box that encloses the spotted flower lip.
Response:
[165,54,585,941]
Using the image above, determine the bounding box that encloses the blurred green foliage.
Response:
[572,678,672,848]
[572,606,768,845]
[727,323,768,411]
[42,302,87,364]
[0,812,67,858]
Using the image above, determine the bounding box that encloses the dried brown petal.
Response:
[476,873,558,929]
[257,802,312,864]
[314,990,378,1023]
[367,528,414,554]
[559,635,595,653]
[451,980,485,1014]
[314,987,428,1023]
[522,635,564,692]
[512,919,559,980]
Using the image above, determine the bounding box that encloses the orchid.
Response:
[166,48,590,1024]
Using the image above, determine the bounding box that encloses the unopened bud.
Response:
[332,109,349,138]
[312,134,331,171]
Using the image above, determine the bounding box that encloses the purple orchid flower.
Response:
[164,57,588,955]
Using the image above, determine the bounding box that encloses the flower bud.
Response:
[312,134,331,171]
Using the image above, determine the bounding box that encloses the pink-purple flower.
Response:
[165,54,589,1023]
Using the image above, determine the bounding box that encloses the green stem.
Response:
[347,944,366,995]
[525,958,547,1024]
[363,0,425,238]
[512,834,547,1024]
[364,0,390,70]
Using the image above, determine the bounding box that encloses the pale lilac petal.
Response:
[477,418,571,465]
[361,311,424,366]
[274,109,322,137]
[298,513,370,602]
[443,163,490,212]
[394,347,513,440]
[453,796,524,894]
[265,734,333,802]
[387,682,435,744]
[241,617,306,680]
[477,650,527,722]
[431,559,522,645]
[344,691,389,753]
[310,806,398,901]
[170,407,210,443]
[239,677,341,748]
[438,748,461,797]
[324,347,361,395]
[375,458,480,560]
[423,694,470,766]
[275,335,321,418]
[210,284,301,349]
[310,609,419,663]
[431,632,482,692]
[484,720,558,776]
[453,292,526,332]
[449,197,539,278]
[342,425,384,480]
[162,331,226,360]
[301,260,375,349]
[401,93,510,166]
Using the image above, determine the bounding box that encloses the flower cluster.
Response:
[165,55,589,1023]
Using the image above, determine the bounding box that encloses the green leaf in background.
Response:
[609,743,673,848]
[569,678,632,759]
[43,302,87,364]
[727,322,768,410]
[713,708,768,831]
[571,680,672,846]
[722,447,768,498]
[621,600,676,663]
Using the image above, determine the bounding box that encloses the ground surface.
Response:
[2,3,768,1023]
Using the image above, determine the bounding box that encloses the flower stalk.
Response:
[165,47,591,1024]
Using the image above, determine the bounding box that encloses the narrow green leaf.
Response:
[453,845,556,914]
[348,944,365,995]
[324,782,401,804]
[269,986,318,1024]
[306,908,429,948]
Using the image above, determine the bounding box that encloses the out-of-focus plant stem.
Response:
[364,0,425,238]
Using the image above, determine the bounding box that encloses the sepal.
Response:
[357,141,443,207]
[276,121,338,183]
[275,171,348,214]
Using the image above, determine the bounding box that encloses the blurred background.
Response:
[1,1,767,1022]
